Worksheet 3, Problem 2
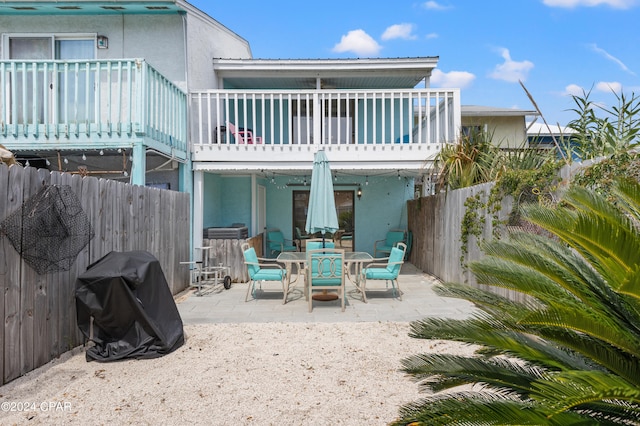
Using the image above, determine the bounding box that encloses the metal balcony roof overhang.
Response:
[0,0,186,15]
[213,57,440,90]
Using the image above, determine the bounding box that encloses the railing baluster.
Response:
[31,62,37,137]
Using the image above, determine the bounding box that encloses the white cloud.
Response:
[423,1,451,10]
[563,84,585,96]
[595,81,623,93]
[589,44,636,75]
[381,24,417,41]
[332,30,382,56]
[489,48,534,83]
[431,69,476,89]
[542,0,637,8]
[425,33,439,39]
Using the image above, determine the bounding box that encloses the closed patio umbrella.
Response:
[305,150,339,247]
[305,150,340,302]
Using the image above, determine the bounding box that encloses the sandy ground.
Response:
[0,322,475,425]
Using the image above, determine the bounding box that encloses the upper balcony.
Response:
[190,88,460,172]
[0,59,188,161]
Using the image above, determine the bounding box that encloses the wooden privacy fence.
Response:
[407,182,512,287]
[407,163,579,299]
[0,164,190,386]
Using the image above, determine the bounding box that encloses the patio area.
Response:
[175,262,477,323]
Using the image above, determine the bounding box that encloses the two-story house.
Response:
[1,0,460,257]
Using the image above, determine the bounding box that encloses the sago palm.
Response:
[393,180,640,425]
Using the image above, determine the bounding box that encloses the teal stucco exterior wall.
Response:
[202,172,414,255]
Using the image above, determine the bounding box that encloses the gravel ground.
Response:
[0,322,475,425]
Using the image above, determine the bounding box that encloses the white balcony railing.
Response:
[190,89,460,148]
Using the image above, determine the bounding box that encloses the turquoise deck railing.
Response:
[0,59,187,158]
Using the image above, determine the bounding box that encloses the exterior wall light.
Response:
[357,185,362,199]
[97,35,109,49]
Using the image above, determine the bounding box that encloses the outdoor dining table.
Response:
[276,251,373,300]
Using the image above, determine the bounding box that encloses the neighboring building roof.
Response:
[526,121,575,136]
[212,57,439,90]
[462,105,539,118]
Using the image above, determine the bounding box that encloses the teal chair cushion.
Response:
[306,241,335,251]
[365,267,395,280]
[309,254,342,286]
[386,247,404,275]
[267,231,296,252]
[244,247,285,280]
[243,247,260,276]
[385,231,405,247]
[253,269,285,281]
[365,246,404,280]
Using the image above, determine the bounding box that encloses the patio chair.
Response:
[266,228,298,257]
[227,121,262,144]
[360,242,406,302]
[242,243,289,303]
[295,226,312,250]
[373,229,406,258]
[333,229,353,247]
[305,239,335,251]
[306,248,346,312]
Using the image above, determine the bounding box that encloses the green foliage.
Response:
[458,143,560,256]
[573,151,640,200]
[393,181,640,425]
[569,89,640,199]
[460,193,485,266]
[338,210,353,232]
[567,88,640,159]
[435,128,500,190]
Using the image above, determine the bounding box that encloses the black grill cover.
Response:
[75,251,185,362]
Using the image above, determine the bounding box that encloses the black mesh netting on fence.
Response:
[0,184,94,274]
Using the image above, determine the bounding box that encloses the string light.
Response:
[397,170,401,180]
[365,176,369,186]
[82,153,87,161]
[25,160,30,167]
[99,149,104,155]
[64,158,69,164]
[45,158,51,166]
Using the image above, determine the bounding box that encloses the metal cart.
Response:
[181,247,232,296]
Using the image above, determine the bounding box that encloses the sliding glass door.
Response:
[7,36,95,124]
[292,190,355,249]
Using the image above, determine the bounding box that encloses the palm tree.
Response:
[393,180,640,425]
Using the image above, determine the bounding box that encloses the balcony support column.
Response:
[192,170,205,260]
[130,142,146,186]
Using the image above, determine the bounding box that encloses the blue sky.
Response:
[194,0,640,126]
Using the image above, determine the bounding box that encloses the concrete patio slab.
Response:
[176,263,478,324]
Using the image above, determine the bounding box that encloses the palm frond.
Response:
[409,316,594,372]
[523,302,640,357]
[401,353,544,395]
[392,392,589,425]
[531,370,640,415]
